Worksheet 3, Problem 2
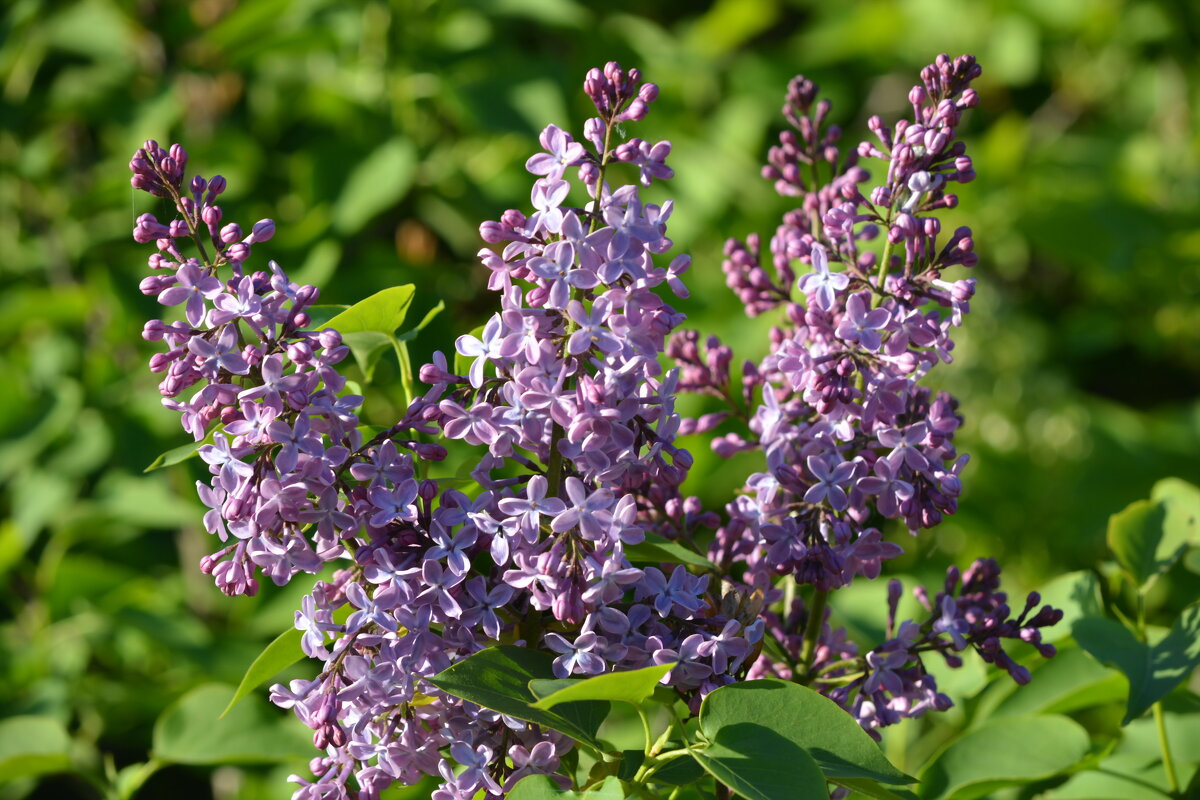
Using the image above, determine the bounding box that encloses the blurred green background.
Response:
[2,0,1198,797]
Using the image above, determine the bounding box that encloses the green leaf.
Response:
[114,760,162,800]
[529,663,673,709]
[653,758,707,788]
[396,299,445,342]
[153,683,313,765]
[1074,604,1200,724]
[832,778,919,800]
[303,304,351,330]
[333,137,418,234]
[426,646,608,750]
[316,285,416,336]
[1107,498,1168,589]
[990,646,1125,718]
[699,680,912,785]
[0,715,72,781]
[341,330,395,382]
[1037,570,1104,642]
[221,627,305,718]
[143,428,216,472]
[624,532,716,570]
[1151,477,1200,565]
[916,714,1090,799]
[1048,752,1198,799]
[691,722,828,800]
[507,774,624,799]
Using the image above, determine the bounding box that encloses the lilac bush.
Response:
[130,55,1061,799]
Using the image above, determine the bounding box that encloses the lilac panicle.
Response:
[676,54,1057,732]
[132,63,760,799]
[132,54,1058,797]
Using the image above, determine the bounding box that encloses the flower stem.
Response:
[798,587,829,683]
[1153,701,1180,795]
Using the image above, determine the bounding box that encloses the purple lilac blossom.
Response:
[132,63,762,799]
[676,54,1059,732]
[132,55,1058,797]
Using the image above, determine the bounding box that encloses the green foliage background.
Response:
[1,0,1197,797]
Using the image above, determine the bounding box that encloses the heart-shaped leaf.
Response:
[1107,498,1168,589]
[316,285,415,336]
[427,647,609,751]
[699,679,912,785]
[691,722,827,800]
[1074,603,1200,723]
[1152,477,1200,564]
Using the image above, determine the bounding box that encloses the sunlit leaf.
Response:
[507,775,624,799]
[221,627,305,718]
[143,428,216,472]
[529,663,673,710]
[692,724,827,800]
[1106,498,1167,589]
[316,285,415,336]
[699,680,912,785]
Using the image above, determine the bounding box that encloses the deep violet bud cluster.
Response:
[131,55,1060,798]
[673,54,1058,733]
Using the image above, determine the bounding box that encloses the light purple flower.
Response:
[545,631,606,678]
[187,325,249,378]
[836,292,891,352]
[550,477,614,541]
[525,125,585,180]
[797,243,849,311]
[367,480,418,527]
[878,423,929,472]
[158,262,222,325]
[803,455,858,511]
[857,458,915,518]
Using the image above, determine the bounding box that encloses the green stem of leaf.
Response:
[637,704,654,756]
[1152,701,1180,795]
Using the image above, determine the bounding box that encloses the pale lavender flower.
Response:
[796,243,848,311]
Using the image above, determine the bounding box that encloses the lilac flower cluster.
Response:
[672,55,1057,729]
[132,63,764,800]
[747,558,1061,734]
[131,54,1061,797]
